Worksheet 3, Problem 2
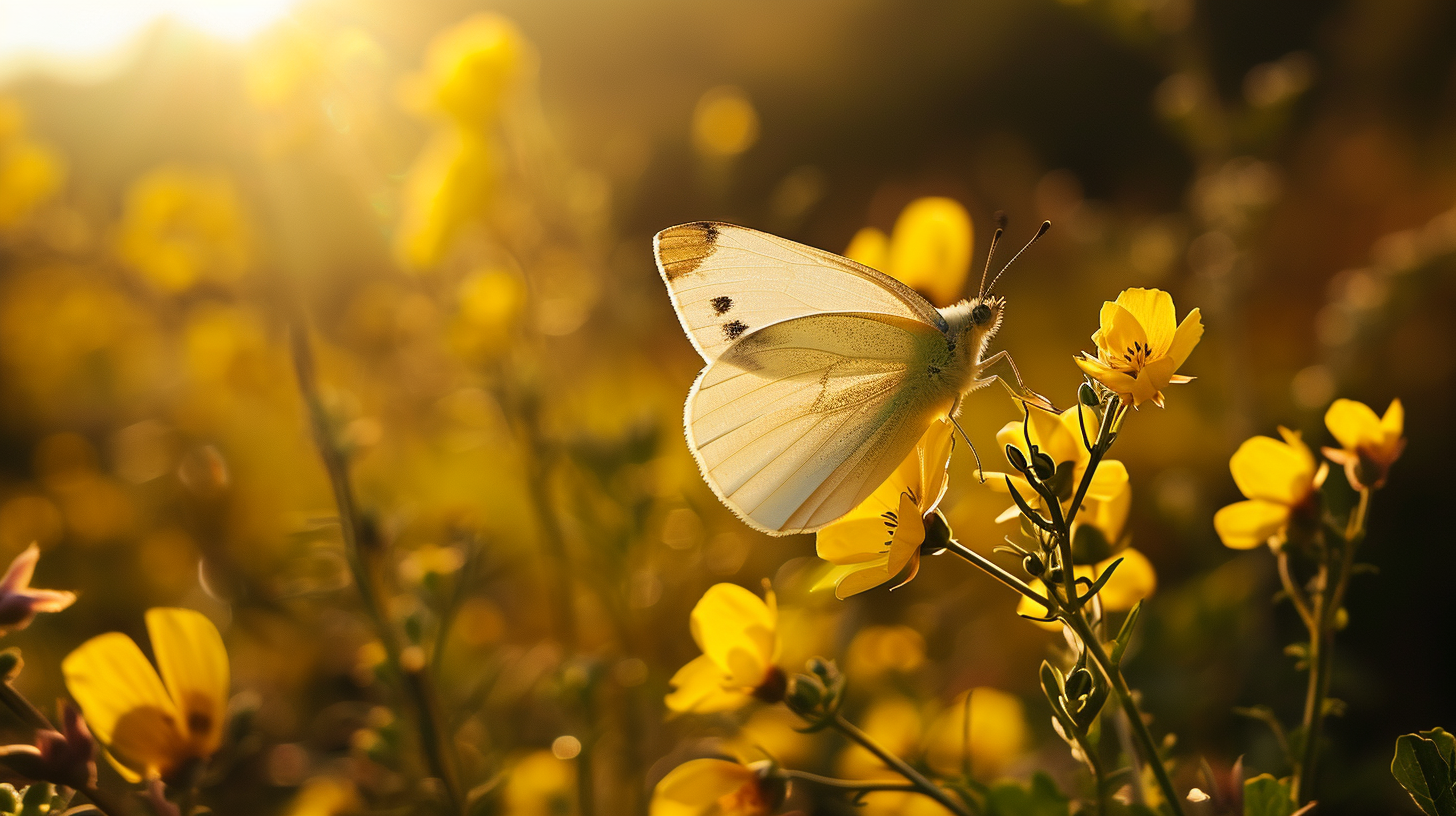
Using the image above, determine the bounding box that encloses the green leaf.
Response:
[1243,774,1294,816]
[1110,600,1142,667]
[1392,732,1456,816]
[986,772,1070,816]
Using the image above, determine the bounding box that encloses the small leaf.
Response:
[1110,600,1142,667]
[1243,774,1294,816]
[1392,733,1456,816]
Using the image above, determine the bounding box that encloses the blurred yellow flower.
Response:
[115,165,253,292]
[1018,548,1157,625]
[836,695,923,780]
[402,13,530,129]
[845,198,973,307]
[504,750,576,816]
[394,129,493,271]
[924,687,1029,779]
[1214,428,1327,550]
[665,583,783,713]
[62,608,229,783]
[450,268,527,360]
[1075,288,1203,408]
[816,419,953,599]
[731,706,816,768]
[691,86,759,158]
[0,544,75,635]
[650,758,781,816]
[979,404,1131,551]
[0,98,64,230]
[845,625,927,682]
[1322,397,1404,490]
[284,776,358,816]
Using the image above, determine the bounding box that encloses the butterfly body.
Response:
[656,221,1022,536]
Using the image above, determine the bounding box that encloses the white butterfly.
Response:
[656,220,1051,536]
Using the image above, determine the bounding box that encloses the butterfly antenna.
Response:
[977,211,1009,299]
[984,220,1051,296]
[950,415,986,482]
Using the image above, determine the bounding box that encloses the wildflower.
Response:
[924,687,1029,779]
[649,758,784,816]
[1017,548,1158,624]
[845,197,973,307]
[401,14,529,130]
[1075,288,1203,408]
[1213,428,1327,550]
[979,405,1131,553]
[62,608,229,783]
[0,702,96,790]
[816,419,953,598]
[114,165,253,293]
[0,544,75,635]
[665,583,783,713]
[1322,398,1404,490]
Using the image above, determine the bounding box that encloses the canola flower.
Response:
[1075,288,1203,408]
[1214,428,1327,550]
[846,197,973,308]
[816,419,953,599]
[1322,397,1405,490]
[649,758,783,816]
[62,608,229,784]
[665,583,783,713]
[0,544,75,635]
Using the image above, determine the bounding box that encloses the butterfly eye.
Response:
[971,304,992,325]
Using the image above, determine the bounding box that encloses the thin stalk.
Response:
[782,771,919,793]
[832,713,971,816]
[1063,610,1184,816]
[1276,550,1315,631]
[0,682,51,731]
[289,322,465,816]
[1293,488,1369,804]
[943,540,1050,606]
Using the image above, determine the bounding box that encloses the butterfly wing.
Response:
[687,311,956,535]
[655,221,946,363]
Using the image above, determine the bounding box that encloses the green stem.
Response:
[289,322,465,816]
[832,713,971,816]
[1292,488,1369,804]
[1063,610,1184,816]
[944,540,1050,607]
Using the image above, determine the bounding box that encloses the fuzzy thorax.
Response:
[939,296,1005,383]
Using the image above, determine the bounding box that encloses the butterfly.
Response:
[656,220,1052,536]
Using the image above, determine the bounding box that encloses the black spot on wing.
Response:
[723,320,748,340]
[655,222,721,281]
[711,296,734,315]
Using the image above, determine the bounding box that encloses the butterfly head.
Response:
[942,295,1004,350]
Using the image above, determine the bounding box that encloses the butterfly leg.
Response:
[976,350,1058,413]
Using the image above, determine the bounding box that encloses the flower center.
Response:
[878,489,920,550]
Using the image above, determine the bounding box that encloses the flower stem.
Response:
[782,770,919,793]
[289,321,465,816]
[831,713,970,816]
[1062,609,1183,816]
[943,540,1050,607]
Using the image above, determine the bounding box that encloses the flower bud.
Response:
[1064,668,1094,700]
[784,674,824,716]
[1005,444,1029,474]
[1022,553,1045,576]
[1079,382,1100,408]
[1030,448,1056,482]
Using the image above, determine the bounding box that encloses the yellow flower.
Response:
[504,750,576,816]
[1017,548,1158,625]
[844,625,926,682]
[1075,288,1203,408]
[284,777,359,816]
[1321,398,1404,490]
[665,583,782,713]
[401,14,530,129]
[649,758,783,816]
[923,687,1029,779]
[845,197,972,307]
[980,404,1131,553]
[394,129,493,271]
[62,608,230,783]
[1213,428,1327,550]
[114,165,253,292]
[816,419,953,598]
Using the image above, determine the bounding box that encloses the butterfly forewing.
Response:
[686,312,953,534]
[656,222,945,364]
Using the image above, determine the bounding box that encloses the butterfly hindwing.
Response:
[655,222,946,364]
[686,311,955,535]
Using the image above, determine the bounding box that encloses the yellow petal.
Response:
[888,197,972,306]
[1015,582,1060,632]
[1075,354,1138,397]
[147,608,229,757]
[1228,433,1314,504]
[924,688,1028,779]
[834,560,894,599]
[1323,398,1381,451]
[688,584,775,688]
[1083,459,1128,502]
[651,759,753,813]
[886,494,925,577]
[1380,398,1404,440]
[664,655,752,713]
[844,227,890,272]
[63,632,181,776]
[1093,548,1156,611]
[917,418,955,511]
[1098,303,1149,369]
[817,516,893,565]
[1213,499,1291,549]
[1113,289,1176,357]
[1166,308,1203,370]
